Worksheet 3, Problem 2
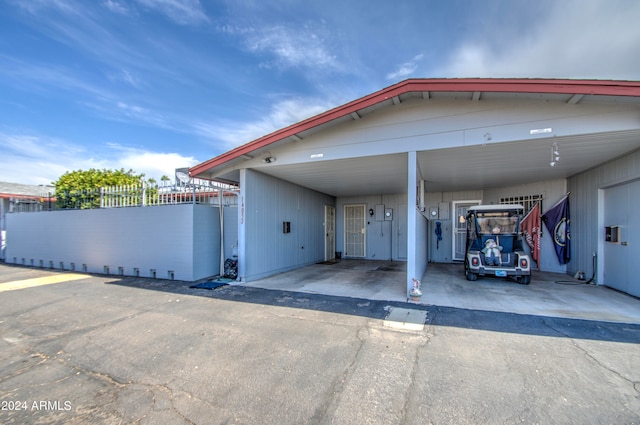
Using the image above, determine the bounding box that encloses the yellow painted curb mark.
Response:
[0,273,91,292]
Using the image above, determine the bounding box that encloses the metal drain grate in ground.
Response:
[383,307,427,331]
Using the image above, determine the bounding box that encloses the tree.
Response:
[53,168,146,209]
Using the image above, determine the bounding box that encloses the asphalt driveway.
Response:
[1,264,639,424]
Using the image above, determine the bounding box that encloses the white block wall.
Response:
[5,204,226,281]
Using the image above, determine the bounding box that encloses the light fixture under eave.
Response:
[262,156,276,164]
[550,142,560,167]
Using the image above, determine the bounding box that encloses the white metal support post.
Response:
[406,151,418,300]
[237,169,247,282]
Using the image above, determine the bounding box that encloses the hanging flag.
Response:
[521,202,541,268]
[542,195,571,264]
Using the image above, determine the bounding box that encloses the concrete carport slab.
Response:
[245,259,407,301]
[244,260,640,324]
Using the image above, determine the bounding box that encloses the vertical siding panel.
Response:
[335,192,408,261]
[243,169,335,280]
[568,148,640,279]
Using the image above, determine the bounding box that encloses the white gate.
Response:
[344,204,366,257]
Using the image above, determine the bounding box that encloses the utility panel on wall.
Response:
[375,204,385,221]
[384,208,393,221]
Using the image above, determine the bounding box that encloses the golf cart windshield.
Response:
[476,211,519,234]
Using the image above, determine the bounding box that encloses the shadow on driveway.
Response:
[105,277,640,345]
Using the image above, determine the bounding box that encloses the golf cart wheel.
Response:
[517,275,531,285]
[465,265,478,281]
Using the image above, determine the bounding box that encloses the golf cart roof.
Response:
[467,204,524,212]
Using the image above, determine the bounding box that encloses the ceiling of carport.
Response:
[419,130,640,192]
[256,153,408,197]
[251,129,640,197]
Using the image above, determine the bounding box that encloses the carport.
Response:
[191,78,640,300]
[244,260,640,324]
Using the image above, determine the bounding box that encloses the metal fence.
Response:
[10,182,238,211]
[100,183,238,208]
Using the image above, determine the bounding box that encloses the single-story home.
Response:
[190,78,640,298]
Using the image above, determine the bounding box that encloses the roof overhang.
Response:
[190,78,640,195]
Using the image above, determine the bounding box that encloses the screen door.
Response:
[344,204,366,257]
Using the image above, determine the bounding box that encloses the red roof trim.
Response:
[0,193,53,200]
[190,78,640,177]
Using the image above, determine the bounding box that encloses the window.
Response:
[500,194,543,236]
[499,194,543,216]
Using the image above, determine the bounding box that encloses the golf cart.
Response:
[464,204,531,284]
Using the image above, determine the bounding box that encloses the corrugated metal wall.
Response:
[241,169,336,281]
[568,148,640,281]
[6,204,227,281]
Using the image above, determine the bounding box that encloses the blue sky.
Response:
[1,0,639,185]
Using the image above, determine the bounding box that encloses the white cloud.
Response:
[0,132,198,185]
[386,54,424,81]
[134,0,209,25]
[108,69,142,88]
[437,1,640,79]
[193,97,336,150]
[230,23,341,71]
[103,0,129,15]
[106,144,199,179]
[11,0,79,15]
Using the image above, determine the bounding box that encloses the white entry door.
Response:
[452,200,481,261]
[603,180,639,296]
[325,205,336,261]
[344,204,366,257]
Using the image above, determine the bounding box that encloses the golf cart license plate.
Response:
[495,270,507,277]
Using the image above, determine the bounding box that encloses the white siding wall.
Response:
[5,204,225,281]
[568,148,640,281]
[240,169,336,281]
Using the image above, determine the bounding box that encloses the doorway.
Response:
[452,200,481,261]
[325,205,335,261]
[344,204,366,257]
[603,180,639,296]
